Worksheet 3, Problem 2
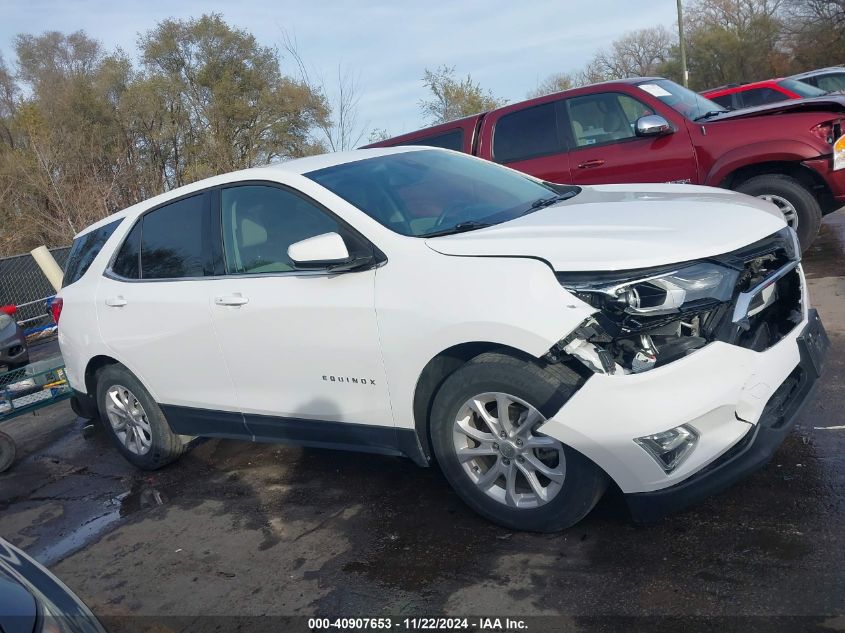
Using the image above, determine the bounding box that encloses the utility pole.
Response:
[677,0,689,87]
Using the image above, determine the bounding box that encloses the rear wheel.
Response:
[430,352,607,532]
[0,432,16,473]
[96,364,185,470]
[734,174,822,251]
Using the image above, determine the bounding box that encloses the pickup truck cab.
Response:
[367,77,845,250]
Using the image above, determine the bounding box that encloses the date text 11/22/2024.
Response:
[308,617,529,630]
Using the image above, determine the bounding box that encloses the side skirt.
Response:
[160,404,429,467]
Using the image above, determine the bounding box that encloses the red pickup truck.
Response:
[366,77,845,250]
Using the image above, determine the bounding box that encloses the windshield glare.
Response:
[306,150,573,237]
[637,79,726,120]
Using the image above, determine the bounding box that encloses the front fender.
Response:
[704,139,823,187]
[375,253,595,431]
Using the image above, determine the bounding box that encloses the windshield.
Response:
[802,72,845,94]
[306,150,577,237]
[778,78,827,97]
[636,79,727,120]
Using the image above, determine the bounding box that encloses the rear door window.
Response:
[140,192,216,279]
[62,219,122,287]
[709,93,735,109]
[738,87,788,108]
[493,102,563,163]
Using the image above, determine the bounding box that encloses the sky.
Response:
[0,0,675,139]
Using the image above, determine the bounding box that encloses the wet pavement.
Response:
[1,213,844,632]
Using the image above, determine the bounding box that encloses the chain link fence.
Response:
[0,247,70,336]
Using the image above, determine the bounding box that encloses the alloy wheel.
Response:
[452,392,566,509]
[758,194,799,229]
[104,385,153,455]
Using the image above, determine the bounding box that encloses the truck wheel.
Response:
[96,364,185,470]
[735,174,821,251]
[430,352,606,532]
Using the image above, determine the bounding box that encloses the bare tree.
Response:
[588,26,675,79]
[419,65,505,124]
[368,128,390,143]
[282,31,367,151]
[528,72,576,98]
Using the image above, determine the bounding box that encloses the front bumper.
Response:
[627,308,827,521]
[538,302,827,513]
[0,331,28,367]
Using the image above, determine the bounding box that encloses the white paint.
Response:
[57,147,809,501]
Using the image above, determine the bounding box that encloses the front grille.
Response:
[733,267,802,351]
[759,366,805,429]
[709,229,803,352]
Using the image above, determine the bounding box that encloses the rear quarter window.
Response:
[62,219,122,288]
[402,130,464,152]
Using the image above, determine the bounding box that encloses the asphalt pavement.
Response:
[1,213,843,633]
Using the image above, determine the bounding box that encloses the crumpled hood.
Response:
[425,183,787,271]
[705,94,845,120]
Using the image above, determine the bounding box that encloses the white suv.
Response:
[57,147,827,531]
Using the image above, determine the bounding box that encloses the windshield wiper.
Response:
[694,110,727,121]
[422,220,493,238]
[522,192,575,216]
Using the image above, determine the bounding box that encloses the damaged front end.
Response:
[552,227,803,375]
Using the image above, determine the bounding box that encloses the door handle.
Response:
[105,296,127,307]
[577,159,606,169]
[214,294,249,307]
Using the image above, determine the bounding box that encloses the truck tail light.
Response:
[50,297,63,324]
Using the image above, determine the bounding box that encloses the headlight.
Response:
[563,262,739,317]
[0,314,13,331]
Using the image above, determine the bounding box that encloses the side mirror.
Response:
[288,232,373,272]
[288,232,350,268]
[635,115,672,137]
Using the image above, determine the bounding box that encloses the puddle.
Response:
[32,479,169,567]
[35,508,123,566]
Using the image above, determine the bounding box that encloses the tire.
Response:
[95,364,185,470]
[0,432,16,473]
[430,351,607,532]
[734,174,821,252]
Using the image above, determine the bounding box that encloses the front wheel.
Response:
[734,174,822,252]
[430,352,607,532]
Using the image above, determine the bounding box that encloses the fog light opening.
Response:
[635,424,699,473]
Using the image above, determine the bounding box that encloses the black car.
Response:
[0,538,105,633]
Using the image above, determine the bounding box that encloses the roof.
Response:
[789,66,845,80]
[75,146,428,238]
[701,79,786,95]
[361,114,483,148]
